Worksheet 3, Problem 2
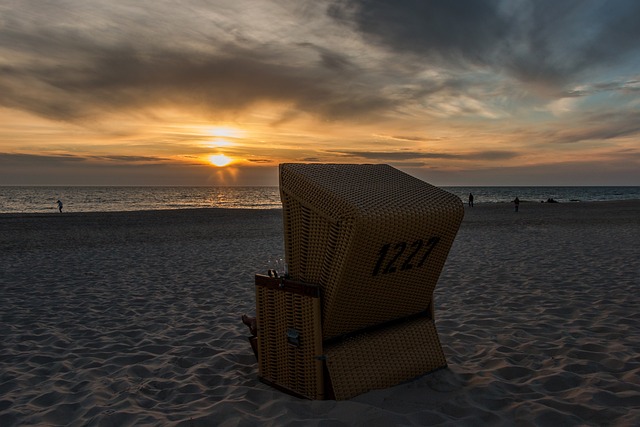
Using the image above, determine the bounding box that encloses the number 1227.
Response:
[372,237,440,276]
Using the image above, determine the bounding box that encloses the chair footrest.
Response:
[324,315,446,400]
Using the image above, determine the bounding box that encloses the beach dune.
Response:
[1,201,639,426]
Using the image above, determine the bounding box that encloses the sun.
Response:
[208,126,244,138]
[208,154,232,167]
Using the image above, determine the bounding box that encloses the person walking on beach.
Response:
[56,199,63,213]
[468,193,474,207]
[513,197,519,212]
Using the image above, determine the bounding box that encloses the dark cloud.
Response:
[0,46,390,122]
[613,148,640,157]
[0,14,393,124]
[46,50,386,121]
[563,78,640,98]
[330,1,509,62]
[88,155,169,163]
[330,0,640,89]
[0,153,85,165]
[332,150,518,161]
[547,111,640,144]
[0,153,168,165]
[336,151,457,160]
[468,150,520,161]
[297,42,358,75]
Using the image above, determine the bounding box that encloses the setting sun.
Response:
[208,154,232,167]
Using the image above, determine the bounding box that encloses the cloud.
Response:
[0,46,394,123]
[546,111,640,144]
[563,77,640,98]
[330,0,640,91]
[0,153,85,165]
[87,155,170,163]
[546,97,580,116]
[0,152,169,165]
[329,0,510,65]
[245,158,273,164]
[331,150,519,161]
[0,2,394,125]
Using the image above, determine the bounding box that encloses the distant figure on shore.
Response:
[56,200,63,213]
[513,197,520,212]
[468,193,474,207]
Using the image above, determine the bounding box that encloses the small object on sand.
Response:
[242,314,257,337]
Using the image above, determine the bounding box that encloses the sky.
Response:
[1,0,639,186]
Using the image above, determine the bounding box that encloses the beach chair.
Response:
[254,163,464,400]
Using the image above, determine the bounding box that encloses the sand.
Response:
[1,201,639,426]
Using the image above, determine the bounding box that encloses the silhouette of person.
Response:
[56,200,63,213]
[513,197,520,212]
[468,193,474,207]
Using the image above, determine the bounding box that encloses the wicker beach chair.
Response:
[255,163,464,400]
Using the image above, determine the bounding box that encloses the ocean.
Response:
[1,186,639,214]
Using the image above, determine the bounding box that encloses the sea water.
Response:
[1,186,639,214]
[445,186,640,205]
[0,186,281,213]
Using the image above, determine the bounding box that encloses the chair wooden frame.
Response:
[255,164,464,399]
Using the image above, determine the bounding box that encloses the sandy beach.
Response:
[1,201,639,426]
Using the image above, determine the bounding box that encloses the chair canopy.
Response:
[279,163,464,340]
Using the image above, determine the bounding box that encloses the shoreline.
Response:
[1,200,639,425]
[1,185,639,214]
[1,197,639,213]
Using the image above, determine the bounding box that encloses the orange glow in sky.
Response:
[0,1,638,186]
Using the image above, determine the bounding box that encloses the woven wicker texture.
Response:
[256,276,324,399]
[280,163,464,340]
[324,316,446,400]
